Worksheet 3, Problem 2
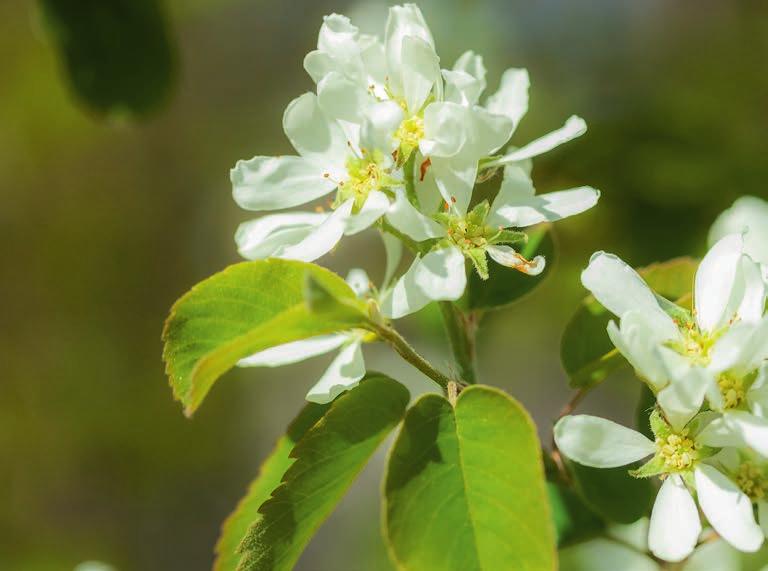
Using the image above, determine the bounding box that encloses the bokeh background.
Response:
[2,0,767,569]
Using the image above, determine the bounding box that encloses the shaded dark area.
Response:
[1,0,767,569]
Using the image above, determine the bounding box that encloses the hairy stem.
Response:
[371,323,454,391]
[439,301,480,384]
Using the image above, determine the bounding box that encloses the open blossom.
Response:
[232,3,598,280]
[581,234,768,443]
[555,411,765,561]
[380,163,599,318]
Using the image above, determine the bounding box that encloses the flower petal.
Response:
[488,164,599,228]
[428,155,477,215]
[559,538,660,571]
[380,246,466,319]
[305,339,366,403]
[401,35,440,113]
[484,67,529,132]
[277,200,354,262]
[317,14,360,60]
[709,195,768,267]
[493,115,587,165]
[343,190,390,235]
[683,538,741,571]
[421,102,468,158]
[317,71,368,125]
[345,268,370,297]
[231,155,336,211]
[238,334,348,367]
[696,415,745,449]
[711,317,768,376]
[656,365,712,431]
[443,50,486,106]
[581,252,670,320]
[724,411,768,457]
[694,233,744,333]
[283,92,349,168]
[386,187,446,241]
[385,4,434,94]
[486,245,545,276]
[695,464,763,553]
[360,100,404,153]
[648,474,700,562]
[235,211,327,260]
[554,415,655,468]
[382,231,403,290]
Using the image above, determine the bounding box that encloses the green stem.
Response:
[439,301,479,384]
[371,322,453,392]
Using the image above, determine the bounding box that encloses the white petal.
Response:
[724,411,768,457]
[304,50,336,84]
[463,105,515,157]
[420,102,468,158]
[581,252,669,319]
[345,268,371,297]
[235,211,327,260]
[231,156,335,211]
[386,187,446,241]
[317,71,368,125]
[553,415,655,468]
[317,14,360,60]
[559,538,660,571]
[443,50,486,106]
[488,165,600,228]
[657,366,712,431]
[711,317,768,376]
[484,68,529,132]
[734,255,767,323]
[238,334,347,367]
[694,234,744,332]
[709,196,768,266]
[414,159,443,213]
[695,464,763,553]
[277,200,353,262]
[401,35,440,113]
[492,115,587,165]
[384,4,434,94]
[648,475,700,562]
[343,191,390,235]
[748,364,768,417]
[606,518,650,552]
[380,246,466,319]
[360,100,404,153]
[283,92,349,167]
[486,245,545,276]
[696,416,745,449]
[429,155,476,215]
[382,231,403,289]
[305,340,366,403]
[683,539,741,571]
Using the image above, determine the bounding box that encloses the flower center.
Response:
[338,154,387,210]
[444,215,490,251]
[395,115,425,150]
[656,430,699,472]
[736,462,768,502]
[718,373,746,410]
[668,323,718,366]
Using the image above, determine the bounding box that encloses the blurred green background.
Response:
[2,0,767,569]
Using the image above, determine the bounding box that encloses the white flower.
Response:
[710,196,768,283]
[232,92,401,262]
[237,269,373,403]
[554,413,765,560]
[581,234,767,429]
[380,163,599,318]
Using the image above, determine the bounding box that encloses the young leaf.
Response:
[568,462,655,524]
[162,259,368,416]
[466,224,556,311]
[214,403,330,571]
[236,375,410,571]
[385,385,556,571]
[40,0,177,118]
[561,257,698,389]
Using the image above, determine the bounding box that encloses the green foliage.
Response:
[236,375,409,571]
[385,385,555,571]
[547,482,604,546]
[162,259,368,416]
[635,385,656,440]
[561,257,699,388]
[569,462,655,524]
[39,0,177,117]
[466,224,557,311]
[214,403,330,571]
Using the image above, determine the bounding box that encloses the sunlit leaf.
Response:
[236,375,409,571]
[385,385,555,570]
[214,403,330,571]
[162,259,368,416]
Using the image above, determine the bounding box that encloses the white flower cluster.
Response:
[556,196,768,563]
[231,4,598,402]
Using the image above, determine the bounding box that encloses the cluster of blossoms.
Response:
[230,5,598,402]
[556,196,768,563]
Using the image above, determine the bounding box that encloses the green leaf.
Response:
[569,462,655,524]
[237,375,410,571]
[214,403,330,571]
[635,384,656,440]
[467,224,557,311]
[162,259,368,416]
[40,0,177,118]
[561,257,699,389]
[385,385,556,571]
